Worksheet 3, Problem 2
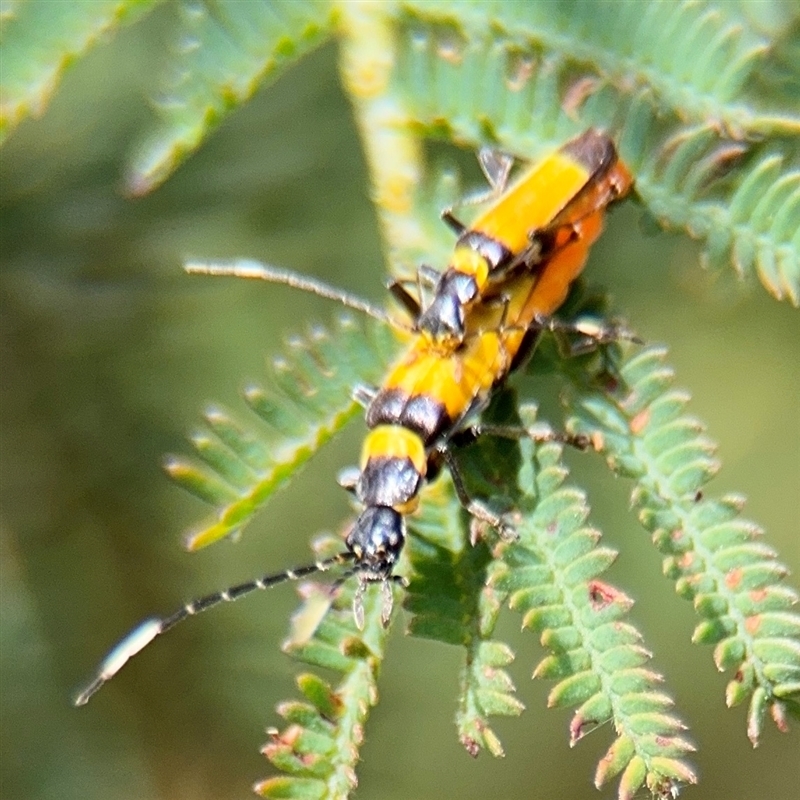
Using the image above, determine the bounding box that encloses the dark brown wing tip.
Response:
[560,129,617,174]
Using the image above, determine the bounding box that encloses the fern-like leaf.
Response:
[483,408,696,800]
[396,0,799,136]
[255,547,393,799]
[386,19,800,305]
[632,127,800,305]
[126,0,334,194]
[565,345,800,744]
[165,315,398,550]
[0,0,156,144]
[404,478,523,758]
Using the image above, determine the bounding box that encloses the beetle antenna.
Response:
[73,550,354,706]
[185,259,410,330]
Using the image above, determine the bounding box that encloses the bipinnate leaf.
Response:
[404,479,523,758]
[127,0,334,194]
[631,128,800,305]
[383,6,799,304]
[4,2,796,305]
[0,0,157,143]
[255,562,392,800]
[486,414,695,799]
[165,315,398,550]
[566,345,800,744]
[395,0,798,136]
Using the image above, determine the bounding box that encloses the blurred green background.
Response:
[1,11,798,800]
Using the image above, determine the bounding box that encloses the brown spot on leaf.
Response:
[701,143,749,190]
[770,701,789,733]
[725,567,743,590]
[630,408,650,434]
[589,431,605,451]
[461,736,480,758]
[562,76,602,120]
[745,615,761,634]
[749,588,768,603]
[505,51,535,91]
[677,551,696,570]
[569,712,600,745]
[668,529,689,550]
[588,580,627,610]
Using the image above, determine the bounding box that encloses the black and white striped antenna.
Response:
[73,551,354,706]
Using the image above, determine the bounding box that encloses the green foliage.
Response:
[491,408,695,798]
[631,129,800,304]
[384,7,800,304]
[396,0,797,136]
[2,1,797,299]
[404,476,523,758]
[255,551,393,800]
[3,1,798,799]
[565,345,800,746]
[127,0,335,194]
[0,0,156,143]
[165,314,398,550]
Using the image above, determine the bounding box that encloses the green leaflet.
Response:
[404,474,524,758]
[0,0,157,143]
[395,0,798,136]
[126,0,335,193]
[166,315,399,550]
[389,21,799,305]
[565,344,800,745]
[487,415,695,798]
[256,567,393,800]
[3,2,797,302]
[633,129,800,305]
